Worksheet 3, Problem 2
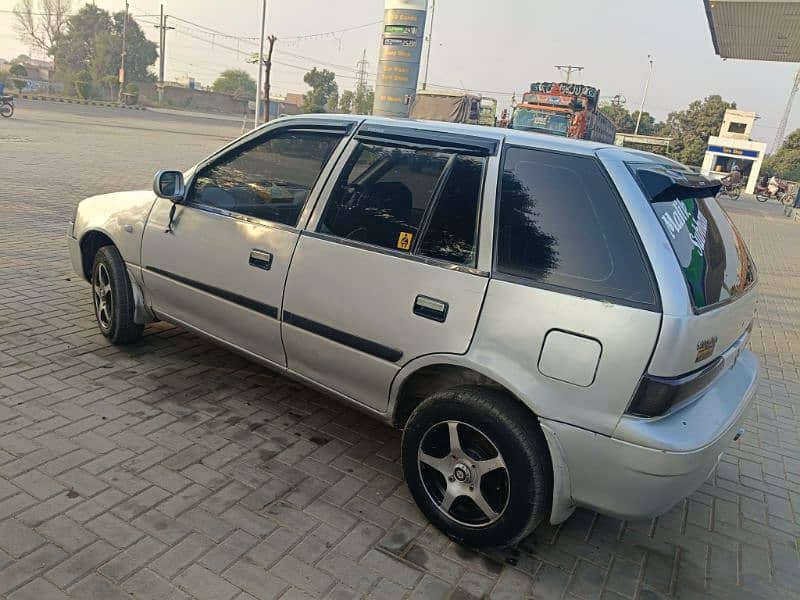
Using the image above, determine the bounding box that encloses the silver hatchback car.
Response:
[68,114,759,548]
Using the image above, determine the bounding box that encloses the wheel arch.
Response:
[79,229,116,281]
[391,354,574,525]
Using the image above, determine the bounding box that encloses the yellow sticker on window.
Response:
[397,231,414,251]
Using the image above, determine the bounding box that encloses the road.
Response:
[0,100,798,599]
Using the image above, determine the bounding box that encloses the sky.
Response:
[1,0,798,143]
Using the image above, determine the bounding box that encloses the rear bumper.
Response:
[544,348,759,521]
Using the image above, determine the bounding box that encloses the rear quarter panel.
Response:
[468,280,661,436]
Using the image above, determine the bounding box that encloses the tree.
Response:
[659,95,735,166]
[353,85,374,115]
[212,69,256,98]
[338,89,354,114]
[302,67,337,113]
[325,89,339,113]
[13,0,71,58]
[599,103,634,133]
[52,5,157,95]
[599,104,659,135]
[763,129,800,181]
[9,64,28,92]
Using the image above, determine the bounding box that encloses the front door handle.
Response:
[413,295,448,322]
[249,249,273,271]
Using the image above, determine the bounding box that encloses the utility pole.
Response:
[421,0,435,91]
[554,65,583,84]
[154,5,175,103]
[771,68,800,153]
[634,55,654,135]
[254,0,267,127]
[264,35,277,122]
[118,1,129,104]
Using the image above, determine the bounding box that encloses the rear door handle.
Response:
[413,295,448,322]
[249,249,273,271]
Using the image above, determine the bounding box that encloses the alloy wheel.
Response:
[93,263,114,331]
[417,420,510,527]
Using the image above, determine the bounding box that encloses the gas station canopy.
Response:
[704,0,800,61]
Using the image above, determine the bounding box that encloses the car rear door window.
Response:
[495,147,657,307]
[319,142,485,266]
[188,130,342,227]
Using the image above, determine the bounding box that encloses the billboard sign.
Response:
[373,0,427,118]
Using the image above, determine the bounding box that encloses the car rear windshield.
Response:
[633,166,756,310]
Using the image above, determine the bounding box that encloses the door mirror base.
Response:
[153,170,186,202]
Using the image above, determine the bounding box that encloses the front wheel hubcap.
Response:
[417,420,510,528]
[93,263,113,331]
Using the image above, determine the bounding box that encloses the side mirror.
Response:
[153,170,185,202]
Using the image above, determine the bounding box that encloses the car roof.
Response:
[281,113,611,158]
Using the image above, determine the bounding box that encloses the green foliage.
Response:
[659,95,736,166]
[353,85,374,115]
[599,104,659,135]
[73,68,91,98]
[52,4,157,96]
[763,129,800,182]
[338,89,354,114]
[302,67,338,113]
[212,69,256,98]
[9,63,28,91]
[325,89,339,113]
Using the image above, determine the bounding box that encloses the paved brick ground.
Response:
[1,101,799,599]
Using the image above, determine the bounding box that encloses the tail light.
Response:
[626,357,726,418]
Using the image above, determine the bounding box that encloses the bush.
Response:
[74,70,92,99]
[125,82,139,104]
[9,64,28,92]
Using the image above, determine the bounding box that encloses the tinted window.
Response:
[320,143,485,265]
[418,155,484,265]
[651,194,755,309]
[496,147,656,306]
[189,130,342,226]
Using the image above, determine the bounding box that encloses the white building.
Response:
[700,109,767,194]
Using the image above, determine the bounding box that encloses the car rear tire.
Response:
[91,245,143,345]
[401,385,552,548]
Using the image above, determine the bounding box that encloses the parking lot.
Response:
[0,100,798,599]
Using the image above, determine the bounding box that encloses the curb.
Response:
[18,94,146,111]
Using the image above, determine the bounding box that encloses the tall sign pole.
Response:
[118,1,129,104]
[421,0,435,91]
[254,0,267,127]
[634,55,654,135]
[373,0,428,118]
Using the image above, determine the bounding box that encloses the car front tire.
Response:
[91,245,143,345]
[401,385,552,548]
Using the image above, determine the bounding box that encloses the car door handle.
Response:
[413,295,448,322]
[249,249,273,271]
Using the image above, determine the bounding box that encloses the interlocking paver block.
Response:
[2,103,799,600]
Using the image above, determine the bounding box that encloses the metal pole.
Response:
[421,0,435,91]
[118,1,129,104]
[254,0,267,127]
[158,4,165,103]
[634,56,653,136]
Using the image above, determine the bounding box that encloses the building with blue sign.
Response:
[700,109,767,194]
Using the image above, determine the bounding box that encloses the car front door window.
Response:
[188,130,343,227]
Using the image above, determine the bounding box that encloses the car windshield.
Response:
[511,109,570,136]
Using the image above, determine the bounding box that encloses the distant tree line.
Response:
[13,1,156,100]
[600,95,736,166]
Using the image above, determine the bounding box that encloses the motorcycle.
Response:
[756,180,788,203]
[0,95,14,118]
[717,179,743,201]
